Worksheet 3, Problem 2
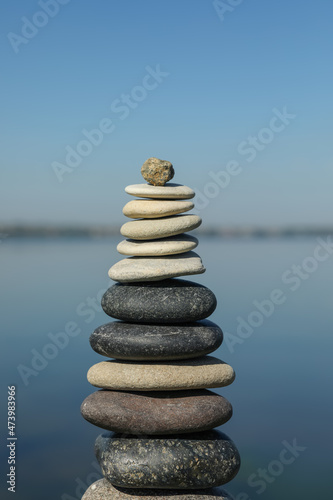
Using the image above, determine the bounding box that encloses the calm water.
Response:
[0,237,332,500]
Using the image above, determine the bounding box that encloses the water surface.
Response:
[0,237,331,499]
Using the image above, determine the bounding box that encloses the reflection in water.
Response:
[0,237,331,500]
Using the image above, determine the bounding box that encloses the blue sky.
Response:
[1,0,332,226]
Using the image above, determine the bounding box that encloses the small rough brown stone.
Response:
[141,157,175,186]
[82,479,235,499]
[81,389,233,435]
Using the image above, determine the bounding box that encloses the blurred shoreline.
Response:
[1,224,332,239]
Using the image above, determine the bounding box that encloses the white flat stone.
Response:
[87,356,236,391]
[108,251,206,282]
[125,183,195,200]
[123,199,194,219]
[117,234,199,256]
[120,215,202,240]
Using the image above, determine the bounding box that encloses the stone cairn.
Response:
[81,158,240,499]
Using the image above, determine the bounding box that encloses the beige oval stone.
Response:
[82,479,234,499]
[121,215,202,241]
[123,199,194,219]
[109,252,205,282]
[87,356,235,391]
[117,234,199,256]
[125,183,195,200]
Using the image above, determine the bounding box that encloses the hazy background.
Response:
[1,1,333,500]
[1,0,333,227]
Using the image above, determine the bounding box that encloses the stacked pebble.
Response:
[81,158,240,499]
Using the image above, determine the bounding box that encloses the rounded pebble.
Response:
[123,199,194,219]
[125,183,195,200]
[95,430,240,489]
[81,389,233,435]
[89,319,223,361]
[108,252,205,282]
[87,356,235,391]
[117,234,198,257]
[121,215,202,241]
[101,279,217,324]
[82,479,235,499]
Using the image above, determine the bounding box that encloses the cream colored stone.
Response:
[120,215,202,241]
[117,234,199,256]
[82,479,234,499]
[87,356,235,391]
[108,251,205,282]
[125,183,195,200]
[123,199,194,219]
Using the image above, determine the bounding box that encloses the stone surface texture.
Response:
[95,431,241,489]
[125,183,195,200]
[82,479,235,499]
[141,157,175,186]
[121,215,202,241]
[101,279,217,324]
[89,320,223,361]
[81,389,233,435]
[117,234,198,257]
[123,199,194,219]
[108,252,205,282]
[87,356,235,391]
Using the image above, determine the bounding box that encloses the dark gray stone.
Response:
[101,279,217,324]
[89,320,223,360]
[82,479,234,499]
[81,389,233,435]
[95,430,240,489]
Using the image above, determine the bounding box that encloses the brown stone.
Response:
[141,157,175,186]
[81,389,233,435]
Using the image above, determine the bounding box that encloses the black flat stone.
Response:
[101,279,217,324]
[89,320,223,360]
[95,430,240,489]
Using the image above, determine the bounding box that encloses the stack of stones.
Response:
[81,158,240,500]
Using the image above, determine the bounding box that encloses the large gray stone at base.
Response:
[82,479,234,499]
[101,279,217,324]
[89,320,223,361]
[81,389,233,435]
[95,431,240,489]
